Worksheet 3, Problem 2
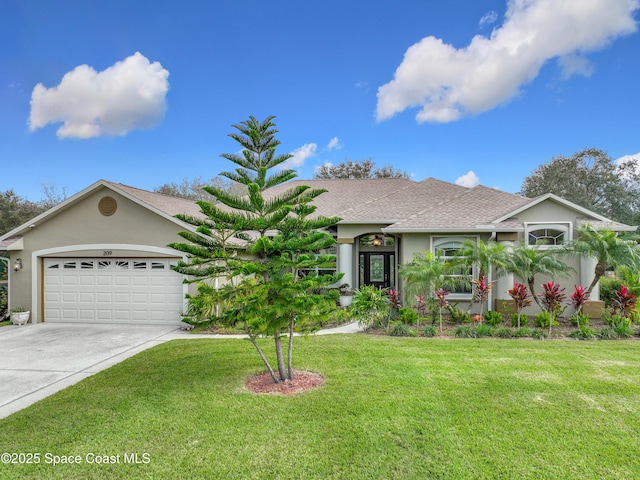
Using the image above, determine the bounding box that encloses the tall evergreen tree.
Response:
[170,116,341,383]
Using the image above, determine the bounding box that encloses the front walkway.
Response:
[0,321,363,419]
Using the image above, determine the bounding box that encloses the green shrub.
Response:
[390,322,416,337]
[599,277,623,308]
[0,286,7,317]
[569,312,590,329]
[598,327,618,340]
[448,306,471,324]
[513,327,532,338]
[531,328,548,340]
[510,313,528,328]
[423,325,437,337]
[494,327,513,338]
[568,327,596,340]
[534,311,557,329]
[483,310,503,326]
[476,324,494,337]
[454,325,479,338]
[398,307,419,325]
[613,321,633,338]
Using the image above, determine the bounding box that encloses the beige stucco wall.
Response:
[8,186,192,322]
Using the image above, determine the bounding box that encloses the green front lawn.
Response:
[2,336,640,479]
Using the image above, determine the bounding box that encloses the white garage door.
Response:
[44,258,184,324]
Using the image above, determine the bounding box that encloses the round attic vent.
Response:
[98,196,118,216]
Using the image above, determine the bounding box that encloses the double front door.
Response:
[360,252,395,289]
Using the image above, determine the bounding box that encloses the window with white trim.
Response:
[526,223,570,248]
[433,238,473,296]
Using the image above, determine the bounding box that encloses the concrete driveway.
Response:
[0,323,187,419]
[0,320,363,419]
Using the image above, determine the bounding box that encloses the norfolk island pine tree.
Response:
[170,116,342,383]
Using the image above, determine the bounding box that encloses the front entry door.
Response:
[360,252,395,289]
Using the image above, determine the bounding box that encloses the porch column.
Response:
[581,256,599,300]
[338,241,354,289]
[496,240,514,301]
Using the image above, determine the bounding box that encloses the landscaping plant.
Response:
[170,116,341,383]
[508,282,532,329]
[538,281,566,335]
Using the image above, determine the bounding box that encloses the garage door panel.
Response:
[44,257,184,324]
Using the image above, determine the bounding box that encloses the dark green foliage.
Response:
[494,327,514,338]
[514,327,532,338]
[511,313,529,327]
[399,306,419,325]
[531,329,549,340]
[483,310,503,326]
[449,305,472,324]
[313,158,409,179]
[390,322,416,337]
[476,324,494,337]
[600,277,624,307]
[454,325,479,338]
[598,327,618,340]
[569,312,591,329]
[568,328,596,340]
[169,116,341,383]
[534,311,557,329]
[519,148,640,225]
[423,325,437,337]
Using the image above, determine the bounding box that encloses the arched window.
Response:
[433,238,473,297]
[526,223,570,248]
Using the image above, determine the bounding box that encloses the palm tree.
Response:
[453,238,508,279]
[504,242,573,309]
[452,239,508,312]
[570,224,639,295]
[399,252,466,304]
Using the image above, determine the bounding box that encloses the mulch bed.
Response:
[245,370,325,395]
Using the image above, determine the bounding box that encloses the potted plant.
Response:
[10,307,30,326]
[338,283,354,307]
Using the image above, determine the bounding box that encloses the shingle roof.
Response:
[387,185,532,230]
[106,181,206,219]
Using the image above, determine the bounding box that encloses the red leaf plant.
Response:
[570,285,590,314]
[539,281,566,334]
[434,288,450,333]
[611,285,637,320]
[471,275,495,322]
[508,282,532,329]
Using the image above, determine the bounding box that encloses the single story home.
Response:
[0,177,634,324]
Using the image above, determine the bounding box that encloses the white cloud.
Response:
[29,52,169,139]
[327,137,342,151]
[376,0,639,123]
[614,152,640,166]
[455,170,480,188]
[283,143,317,169]
[479,11,498,28]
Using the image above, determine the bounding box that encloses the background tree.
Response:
[314,158,410,179]
[170,116,341,383]
[154,176,246,201]
[519,148,640,225]
[0,186,67,236]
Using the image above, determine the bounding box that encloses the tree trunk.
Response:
[246,329,279,383]
[528,278,543,309]
[287,316,295,380]
[274,332,289,381]
[587,263,604,295]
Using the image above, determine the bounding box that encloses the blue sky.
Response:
[2,0,639,201]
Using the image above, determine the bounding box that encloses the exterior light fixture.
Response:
[13,258,23,271]
[372,235,382,247]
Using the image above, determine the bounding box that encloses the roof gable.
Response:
[0,180,201,242]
